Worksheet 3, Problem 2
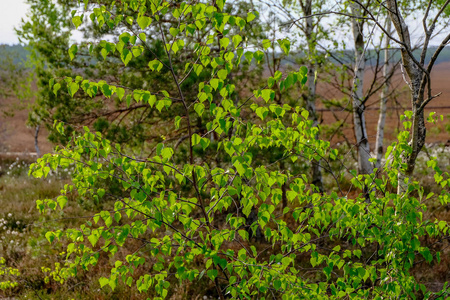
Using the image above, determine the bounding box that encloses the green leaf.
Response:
[216,0,224,11]
[148,59,163,72]
[169,28,179,37]
[101,84,112,97]
[274,279,282,290]
[207,269,218,280]
[256,107,268,120]
[217,69,227,80]
[45,232,55,243]
[100,48,108,60]
[299,65,308,76]
[68,82,79,97]
[244,52,253,64]
[194,64,203,76]
[200,138,210,150]
[137,15,151,30]
[72,16,83,29]
[132,46,144,57]
[68,44,78,61]
[277,38,290,55]
[191,134,201,146]
[139,32,146,42]
[88,233,100,247]
[155,100,164,112]
[116,88,125,100]
[194,103,205,117]
[175,116,182,129]
[220,38,230,49]
[233,160,246,176]
[99,277,109,288]
[53,83,61,95]
[210,79,219,90]
[121,49,133,66]
[281,257,290,266]
[57,196,68,209]
[247,12,256,22]
[98,188,105,198]
[125,94,132,108]
[232,35,242,48]
[261,89,274,102]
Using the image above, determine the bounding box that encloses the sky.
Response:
[0,0,447,47]
[0,0,29,45]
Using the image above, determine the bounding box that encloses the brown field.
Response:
[0,62,449,154]
[317,61,450,147]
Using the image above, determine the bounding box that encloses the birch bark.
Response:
[301,0,323,191]
[375,19,392,170]
[385,0,426,194]
[351,3,373,176]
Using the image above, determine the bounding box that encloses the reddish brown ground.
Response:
[0,95,53,155]
[0,62,449,154]
[317,61,450,147]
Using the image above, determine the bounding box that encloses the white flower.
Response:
[7,213,12,217]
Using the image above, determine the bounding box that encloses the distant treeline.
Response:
[325,46,450,66]
[0,44,29,66]
[1,43,450,67]
[291,46,450,67]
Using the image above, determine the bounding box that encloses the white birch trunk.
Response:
[386,0,427,194]
[375,19,392,170]
[351,3,373,176]
[301,0,323,191]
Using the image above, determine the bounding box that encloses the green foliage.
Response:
[25,0,450,299]
[0,257,20,290]
[17,0,264,150]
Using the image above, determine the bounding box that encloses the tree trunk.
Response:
[385,0,427,194]
[35,125,41,158]
[301,0,323,191]
[375,19,391,170]
[351,3,373,176]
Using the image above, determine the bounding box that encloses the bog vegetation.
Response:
[0,0,450,299]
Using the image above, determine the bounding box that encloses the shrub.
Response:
[29,0,450,299]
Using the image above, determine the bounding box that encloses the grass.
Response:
[0,156,211,299]
[0,151,449,299]
[0,157,141,299]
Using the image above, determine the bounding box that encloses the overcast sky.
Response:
[0,0,29,44]
[0,0,447,48]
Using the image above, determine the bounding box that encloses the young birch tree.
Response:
[261,0,329,191]
[354,0,450,192]
[22,0,450,298]
[298,0,325,190]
